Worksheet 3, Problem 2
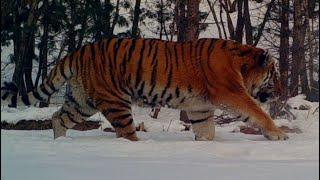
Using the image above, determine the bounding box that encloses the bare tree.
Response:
[234,0,244,42]
[153,0,201,121]
[36,0,49,107]
[207,0,222,38]
[279,0,290,99]
[105,0,113,36]
[132,0,141,38]
[12,0,40,96]
[291,0,308,96]
[219,1,228,39]
[180,0,201,123]
[243,0,253,44]
[175,0,187,41]
[253,0,276,46]
[185,0,200,41]
[159,0,165,40]
[219,0,235,39]
[111,0,120,35]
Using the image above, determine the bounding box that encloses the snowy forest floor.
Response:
[1,95,319,180]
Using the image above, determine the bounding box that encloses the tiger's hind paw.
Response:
[117,131,139,141]
[52,118,67,139]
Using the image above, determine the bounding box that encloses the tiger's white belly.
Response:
[132,86,213,112]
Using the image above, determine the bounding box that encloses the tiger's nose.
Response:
[258,92,270,103]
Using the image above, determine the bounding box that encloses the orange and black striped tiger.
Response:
[1,38,288,141]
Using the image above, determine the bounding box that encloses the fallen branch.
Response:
[1,119,100,131]
[1,120,147,132]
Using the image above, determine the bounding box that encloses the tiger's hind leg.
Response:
[97,100,138,141]
[187,110,215,141]
[51,77,98,139]
[52,100,97,139]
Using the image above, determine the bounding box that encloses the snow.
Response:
[287,94,317,109]
[1,106,60,123]
[1,96,319,180]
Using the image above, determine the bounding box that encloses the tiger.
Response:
[1,38,288,141]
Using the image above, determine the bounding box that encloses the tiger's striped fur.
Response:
[1,38,287,141]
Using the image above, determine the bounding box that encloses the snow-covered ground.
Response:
[1,96,319,180]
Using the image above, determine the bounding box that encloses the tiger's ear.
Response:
[257,51,269,67]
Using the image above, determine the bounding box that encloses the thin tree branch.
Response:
[253,0,276,46]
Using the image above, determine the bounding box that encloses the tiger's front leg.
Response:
[215,90,288,140]
[187,110,215,141]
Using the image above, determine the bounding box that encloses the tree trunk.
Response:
[159,0,164,40]
[207,0,222,38]
[153,0,200,122]
[234,0,244,42]
[220,0,235,39]
[253,0,275,46]
[111,0,120,36]
[77,1,89,49]
[175,0,187,42]
[13,0,40,96]
[304,0,318,101]
[300,50,310,95]
[12,1,26,95]
[77,17,87,49]
[24,32,35,92]
[279,0,290,99]
[307,0,316,18]
[180,0,200,123]
[92,0,103,41]
[66,0,77,100]
[37,0,49,107]
[243,0,253,44]
[291,0,307,96]
[1,0,12,28]
[132,0,141,38]
[105,0,112,36]
[186,0,200,41]
[300,0,310,96]
[67,0,76,52]
[219,2,228,39]
[306,18,314,86]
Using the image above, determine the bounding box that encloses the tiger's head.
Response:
[226,42,283,104]
[253,60,282,104]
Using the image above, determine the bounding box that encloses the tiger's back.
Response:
[78,38,213,110]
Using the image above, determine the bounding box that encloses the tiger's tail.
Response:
[1,53,76,107]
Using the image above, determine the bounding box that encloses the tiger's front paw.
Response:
[263,128,289,140]
[116,130,139,141]
[192,120,215,141]
[125,133,139,141]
